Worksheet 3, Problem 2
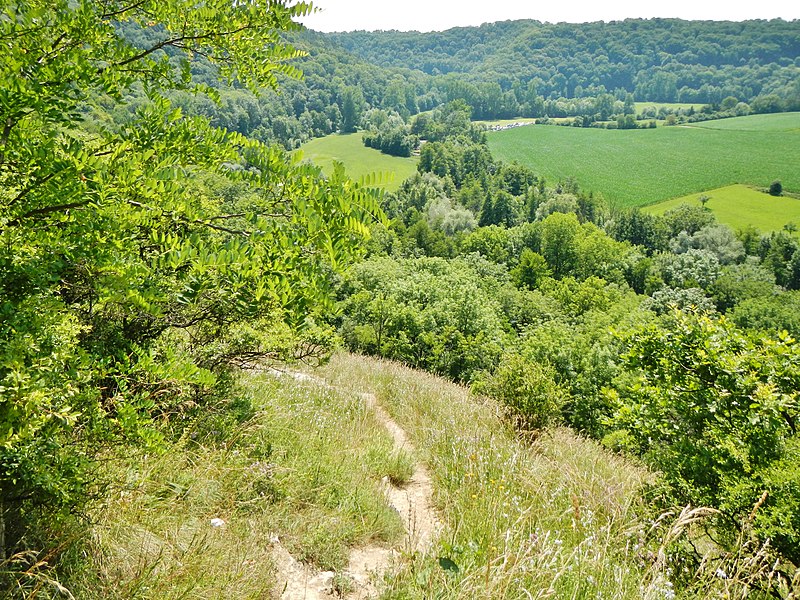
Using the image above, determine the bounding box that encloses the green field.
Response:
[298,133,418,192]
[683,112,800,131]
[643,184,800,232]
[486,112,800,208]
[635,101,703,113]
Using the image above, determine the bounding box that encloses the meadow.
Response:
[298,133,418,192]
[644,184,800,232]
[634,101,703,113]
[486,112,800,208]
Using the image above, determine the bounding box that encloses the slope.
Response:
[64,353,660,599]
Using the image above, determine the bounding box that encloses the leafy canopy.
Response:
[0,0,383,535]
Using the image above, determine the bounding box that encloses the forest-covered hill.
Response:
[326,19,800,105]
[113,19,800,150]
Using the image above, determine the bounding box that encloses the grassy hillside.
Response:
[487,112,800,208]
[684,112,800,131]
[644,184,800,232]
[298,133,418,192]
[63,354,667,598]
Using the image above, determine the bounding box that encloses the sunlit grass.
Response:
[644,184,800,233]
[487,113,800,208]
[67,374,405,598]
[297,132,419,192]
[315,353,656,598]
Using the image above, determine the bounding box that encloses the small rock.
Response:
[210,518,226,527]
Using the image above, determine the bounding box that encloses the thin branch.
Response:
[0,199,90,233]
[109,25,252,70]
[100,0,149,19]
[8,172,57,206]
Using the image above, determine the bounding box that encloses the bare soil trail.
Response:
[266,370,441,599]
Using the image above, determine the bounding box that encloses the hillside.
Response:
[68,353,659,598]
[643,184,800,232]
[325,19,800,105]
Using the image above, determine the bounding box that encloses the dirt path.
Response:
[266,370,441,599]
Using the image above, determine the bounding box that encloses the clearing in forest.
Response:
[298,133,418,192]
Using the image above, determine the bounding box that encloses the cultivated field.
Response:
[486,112,800,208]
[643,184,800,232]
[298,133,418,192]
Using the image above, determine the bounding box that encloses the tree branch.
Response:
[109,25,252,70]
[100,0,149,19]
[0,199,91,233]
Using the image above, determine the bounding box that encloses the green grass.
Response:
[644,184,800,232]
[52,352,778,598]
[298,133,418,192]
[65,373,405,598]
[635,101,703,113]
[487,112,800,208]
[315,354,658,599]
[683,112,800,131]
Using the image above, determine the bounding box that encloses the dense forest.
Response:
[1,1,799,597]
[328,19,800,108]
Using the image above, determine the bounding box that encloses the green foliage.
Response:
[328,20,800,111]
[338,256,509,382]
[769,180,783,196]
[0,0,382,560]
[730,291,800,335]
[511,249,550,289]
[473,354,564,430]
[607,310,800,562]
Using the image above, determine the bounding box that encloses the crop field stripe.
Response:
[487,113,800,208]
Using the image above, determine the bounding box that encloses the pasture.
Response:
[486,112,800,208]
[298,133,418,192]
[643,184,800,233]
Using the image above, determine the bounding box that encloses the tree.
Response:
[623,93,636,115]
[511,249,551,290]
[539,212,581,278]
[0,0,382,560]
[769,180,783,196]
[340,85,365,133]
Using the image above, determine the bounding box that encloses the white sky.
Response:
[298,0,800,32]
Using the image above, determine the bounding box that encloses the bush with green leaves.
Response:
[472,353,565,430]
[606,310,800,563]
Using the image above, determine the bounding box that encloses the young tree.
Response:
[340,85,366,133]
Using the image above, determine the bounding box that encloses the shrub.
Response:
[474,353,564,430]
